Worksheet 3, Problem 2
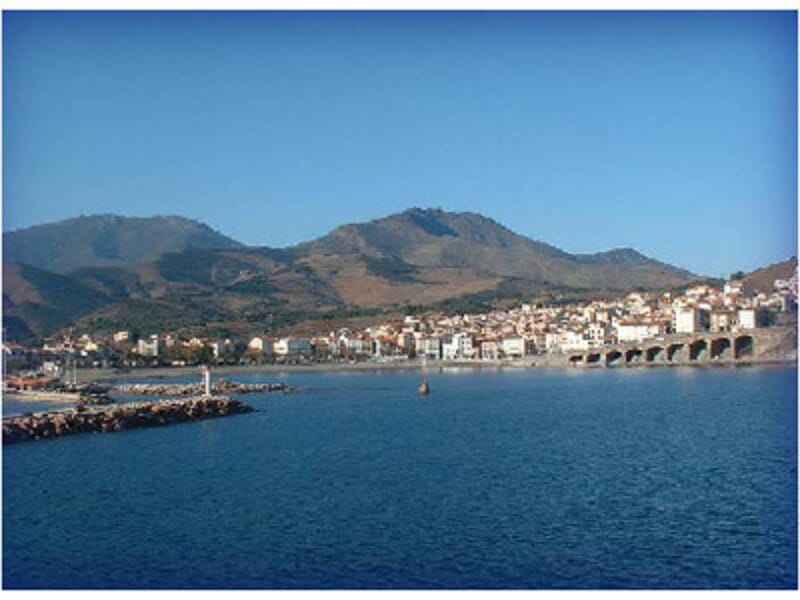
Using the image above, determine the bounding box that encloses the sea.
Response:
[3,366,797,589]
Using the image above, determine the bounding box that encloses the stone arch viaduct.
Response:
[565,327,794,368]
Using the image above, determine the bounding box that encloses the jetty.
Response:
[2,396,254,444]
[112,380,287,396]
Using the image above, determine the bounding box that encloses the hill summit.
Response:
[294,207,692,290]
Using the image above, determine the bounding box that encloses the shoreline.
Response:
[3,357,794,407]
[71,355,798,384]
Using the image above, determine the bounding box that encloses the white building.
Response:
[136,336,160,357]
[500,337,526,358]
[585,323,608,347]
[685,284,715,299]
[561,330,590,352]
[724,279,746,296]
[673,307,710,334]
[738,309,757,330]
[442,333,473,360]
[545,332,563,353]
[616,322,660,344]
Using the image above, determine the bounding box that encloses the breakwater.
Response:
[2,396,254,444]
[113,380,287,396]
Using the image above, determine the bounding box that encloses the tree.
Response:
[192,345,215,366]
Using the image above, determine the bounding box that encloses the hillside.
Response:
[3,208,700,339]
[3,262,114,339]
[3,214,242,274]
[744,257,797,294]
[293,208,694,293]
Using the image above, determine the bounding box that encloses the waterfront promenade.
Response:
[63,327,796,385]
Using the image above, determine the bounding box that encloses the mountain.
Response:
[292,208,693,293]
[3,214,242,274]
[3,208,698,340]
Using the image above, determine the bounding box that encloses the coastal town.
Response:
[4,268,797,381]
[4,10,798,591]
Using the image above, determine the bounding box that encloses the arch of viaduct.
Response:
[567,332,758,367]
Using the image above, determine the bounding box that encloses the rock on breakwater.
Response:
[113,380,287,396]
[2,396,255,444]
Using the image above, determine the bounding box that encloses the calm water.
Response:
[3,366,797,589]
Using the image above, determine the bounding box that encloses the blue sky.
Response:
[3,10,797,277]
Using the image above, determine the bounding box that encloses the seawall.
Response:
[3,396,254,444]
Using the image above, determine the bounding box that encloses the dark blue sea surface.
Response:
[3,366,797,589]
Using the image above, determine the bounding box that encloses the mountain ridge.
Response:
[3,208,703,339]
[292,207,693,288]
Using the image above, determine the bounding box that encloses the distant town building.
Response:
[561,330,590,352]
[673,307,710,334]
[616,321,660,344]
[273,337,312,357]
[136,335,160,357]
[442,332,473,360]
[737,309,758,330]
[500,337,526,358]
[479,340,499,360]
[723,279,750,297]
[585,323,609,347]
[545,332,563,353]
[417,336,442,360]
[685,284,716,299]
[397,332,415,354]
[710,310,736,333]
[247,336,273,355]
